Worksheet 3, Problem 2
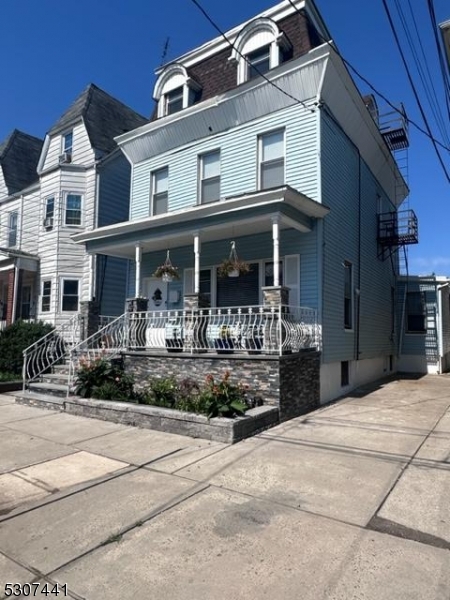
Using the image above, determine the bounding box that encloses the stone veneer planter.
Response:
[14,392,279,444]
[0,381,23,394]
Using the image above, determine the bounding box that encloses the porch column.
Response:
[88,254,96,301]
[272,217,280,287]
[194,233,201,294]
[135,244,142,298]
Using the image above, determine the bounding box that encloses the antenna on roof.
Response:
[160,37,170,65]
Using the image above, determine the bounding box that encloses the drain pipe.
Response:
[11,265,19,323]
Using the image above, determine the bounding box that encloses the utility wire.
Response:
[380,0,450,183]
[188,0,315,113]
[426,0,450,120]
[284,0,450,154]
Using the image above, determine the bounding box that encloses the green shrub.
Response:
[91,381,134,402]
[0,320,54,375]
[141,377,178,408]
[196,371,248,418]
[0,371,21,382]
[75,357,134,399]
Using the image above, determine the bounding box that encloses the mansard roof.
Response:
[48,83,148,155]
[0,129,43,195]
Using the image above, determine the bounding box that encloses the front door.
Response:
[145,278,168,311]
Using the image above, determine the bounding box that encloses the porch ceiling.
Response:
[73,186,330,259]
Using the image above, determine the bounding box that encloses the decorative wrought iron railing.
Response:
[22,314,82,390]
[66,305,319,393]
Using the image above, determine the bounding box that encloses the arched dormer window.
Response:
[154,63,201,118]
[229,18,292,85]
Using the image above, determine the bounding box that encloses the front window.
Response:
[42,281,51,312]
[344,261,353,329]
[63,131,73,154]
[152,168,168,215]
[165,87,184,116]
[8,212,18,247]
[406,291,426,333]
[259,130,285,189]
[44,197,55,229]
[247,45,271,79]
[199,151,220,204]
[65,194,82,226]
[61,279,79,312]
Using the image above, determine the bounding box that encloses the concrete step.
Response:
[40,373,70,386]
[11,390,65,411]
[52,364,71,375]
[28,382,69,398]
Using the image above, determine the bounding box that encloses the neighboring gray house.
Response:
[0,84,147,332]
[397,275,450,375]
[73,0,418,404]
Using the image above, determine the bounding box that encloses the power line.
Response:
[187,0,314,113]
[284,0,450,155]
[426,0,450,120]
[380,0,450,183]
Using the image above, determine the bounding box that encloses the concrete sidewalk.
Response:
[0,375,449,599]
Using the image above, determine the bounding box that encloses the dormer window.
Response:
[230,17,292,85]
[63,131,73,154]
[154,63,201,118]
[247,45,271,80]
[165,86,184,116]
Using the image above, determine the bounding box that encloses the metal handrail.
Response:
[22,314,82,390]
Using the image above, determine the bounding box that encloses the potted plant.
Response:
[214,324,234,353]
[217,241,250,278]
[153,250,180,283]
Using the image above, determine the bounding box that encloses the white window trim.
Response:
[43,196,55,229]
[41,280,52,313]
[229,17,291,84]
[257,129,286,191]
[154,63,201,118]
[60,277,80,313]
[150,167,169,216]
[63,192,83,228]
[7,211,18,248]
[198,150,221,204]
[62,130,73,154]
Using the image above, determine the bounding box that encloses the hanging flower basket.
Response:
[153,251,180,282]
[217,242,250,278]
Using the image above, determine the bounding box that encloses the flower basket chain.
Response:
[153,250,180,282]
[217,241,250,278]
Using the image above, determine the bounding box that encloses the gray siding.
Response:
[321,110,396,364]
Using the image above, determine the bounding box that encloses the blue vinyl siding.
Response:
[97,255,129,316]
[321,110,396,364]
[130,104,319,220]
[127,228,318,308]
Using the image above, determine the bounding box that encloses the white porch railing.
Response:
[22,314,82,389]
[66,305,319,393]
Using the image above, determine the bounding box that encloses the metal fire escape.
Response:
[375,103,418,274]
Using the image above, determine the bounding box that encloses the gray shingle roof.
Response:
[0,130,43,195]
[48,83,148,155]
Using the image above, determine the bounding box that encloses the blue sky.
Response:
[1,0,449,275]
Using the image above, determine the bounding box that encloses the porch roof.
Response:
[0,248,39,272]
[73,185,330,259]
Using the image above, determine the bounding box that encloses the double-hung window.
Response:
[165,87,184,116]
[8,212,18,247]
[61,279,79,312]
[151,168,169,215]
[63,131,73,155]
[41,281,51,312]
[65,194,82,226]
[344,261,353,329]
[44,196,55,229]
[406,291,426,333]
[199,151,220,204]
[259,130,285,189]
[247,45,271,79]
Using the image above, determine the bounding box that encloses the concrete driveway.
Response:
[0,374,449,599]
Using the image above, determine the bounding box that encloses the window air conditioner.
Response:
[59,152,72,164]
[43,217,54,229]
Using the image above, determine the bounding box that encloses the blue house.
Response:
[72,0,417,407]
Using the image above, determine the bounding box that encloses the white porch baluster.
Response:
[194,234,201,294]
[272,217,280,287]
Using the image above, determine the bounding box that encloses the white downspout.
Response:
[437,283,449,374]
[11,265,19,323]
